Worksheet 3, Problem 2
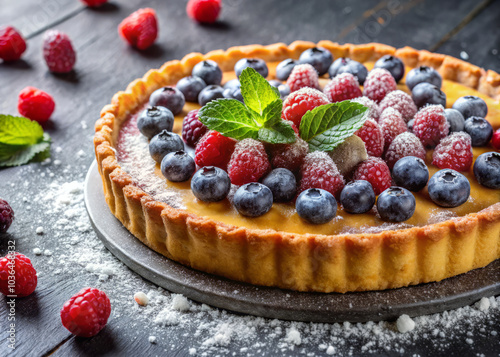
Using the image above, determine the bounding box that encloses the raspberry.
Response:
[432,132,473,172]
[0,199,14,233]
[281,87,329,128]
[118,8,158,50]
[18,86,56,123]
[323,73,362,103]
[60,288,111,337]
[379,90,417,123]
[492,129,500,151]
[194,130,237,170]
[187,0,221,24]
[354,119,384,157]
[351,96,380,122]
[363,68,397,103]
[42,30,76,73]
[379,108,407,152]
[352,157,391,195]
[384,132,426,169]
[268,131,309,173]
[0,26,26,61]
[80,0,108,7]
[228,139,271,185]
[182,109,207,147]
[0,253,37,297]
[413,105,449,148]
[299,151,345,199]
[286,64,320,92]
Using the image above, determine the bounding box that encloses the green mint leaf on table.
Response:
[239,67,280,116]
[299,101,368,152]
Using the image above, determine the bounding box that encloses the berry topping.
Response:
[193,61,222,87]
[60,288,111,337]
[42,30,76,73]
[235,58,268,78]
[384,132,426,169]
[228,139,271,186]
[374,55,405,82]
[0,252,37,297]
[406,65,442,91]
[296,188,337,224]
[432,132,473,172]
[161,151,196,182]
[492,129,500,151]
[177,76,207,102]
[323,73,362,103]
[194,131,236,170]
[428,169,470,207]
[363,68,397,103]
[187,0,221,24]
[352,156,391,195]
[118,8,158,50]
[191,166,231,202]
[281,87,329,128]
[411,82,446,108]
[268,134,308,173]
[298,47,333,76]
[233,183,273,217]
[80,0,108,7]
[286,64,320,92]
[149,86,185,116]
[351,96,380,121]
[340,180,376,214]
[276,59,297,81]
[378,90,417,123]
[277,83,291,99]
[137,106,174,139]
[463,116,493,147]
[354,119,384,157]
[299,152,345,199]
[329,58,368,85]
[18,86,55,123]
[473,152,500,189]
[444,108,465,132]
[328,135,368,177]
[149,130,184,163]
[412,105,449,148]
[182,109,207,147]
[376,187,416,222]
[198,84,224,106]
[223,78,240,90]
[452,95,488,119]
[392,156,429,192]
[0,199,14,233]
[0,26,26,61]
[222,86,243,102]
[379,108,407,152]
[261,168,297,203]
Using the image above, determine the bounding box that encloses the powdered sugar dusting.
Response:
[379,90,418,122]
[351,96,381,121]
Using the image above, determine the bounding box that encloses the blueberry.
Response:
[329,58,368,84]
[376,187,416,222]
[407,119,415,132]
[428,169,470,207]
[233,183,273,217]
[261,168,297,203]
[198,85,224,106]
[464,116,493,146]
[296,188,337,224]
[176,76,207,102]
[392,156,429,192]
[268,79,282,88]
[192,60,222,85]
[160,151,196,182]
[223,87,244,102]
[405,65,442,91]
[191,166,231,202]
[444,108,465,132]
[278,84,290,99]
[473,152,500,189]
[374,55,405,83]
[299,47,333,76]
[452,95,488,119]
[276,59,296,81]
[149,86,186,115]
[235,58,268,78]
[149,130,184,163]
[137,106,174,139]
[411,82,446,108]
[340,180,375,214]
[223,79,240,90]
[328,57,348,78]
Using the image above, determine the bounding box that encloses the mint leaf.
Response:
[239,67,280,116]
[0,133,51,167]
[0,115,44,146]
[258,121,296,144]
[262,99,283,128]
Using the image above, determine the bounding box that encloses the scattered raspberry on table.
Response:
[18,86,55,123]
[80,0,108,7]
[0,26,27,61]
[118,8,158,50]
[187,0,222,24]
[0,199,14,233]
[42,30,76,73]
[0,253,37,298]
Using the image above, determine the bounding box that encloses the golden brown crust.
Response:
[94,41,500,293]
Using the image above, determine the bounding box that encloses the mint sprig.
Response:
[199,68,296,144]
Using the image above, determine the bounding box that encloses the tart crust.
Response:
[94,41,500,293]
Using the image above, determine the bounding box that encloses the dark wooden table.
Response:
[1,0,499,356]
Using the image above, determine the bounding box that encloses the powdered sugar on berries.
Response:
[379,90,417,123]
[385,132,426,169]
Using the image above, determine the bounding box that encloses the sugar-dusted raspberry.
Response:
[363,68,397,103]
[228,139,271,186]
[0,252,37,297]
[379,107,407,152]
[384,132,426,169]
[286,64,320,92]
[80,0,108,7]
[379,90,417,123]
[118,8,158,50]
[187,0,221,24]
[299,151,345,199]
[281,87,329,128]
[323,73,362,103]
[60,288,111,337]
[432,132,473,172]
[0,26,26,61]
[182,109,207,147]
[351,96,381,122]
[354,119,384,157]
[413,105,449,148]
[42,30,76,73]
[18,86,56,123]
[492,129,500,151]
[195,130,237,170]
[352,157,391,195]
[0,199,14,233]
[269,136,308,173]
